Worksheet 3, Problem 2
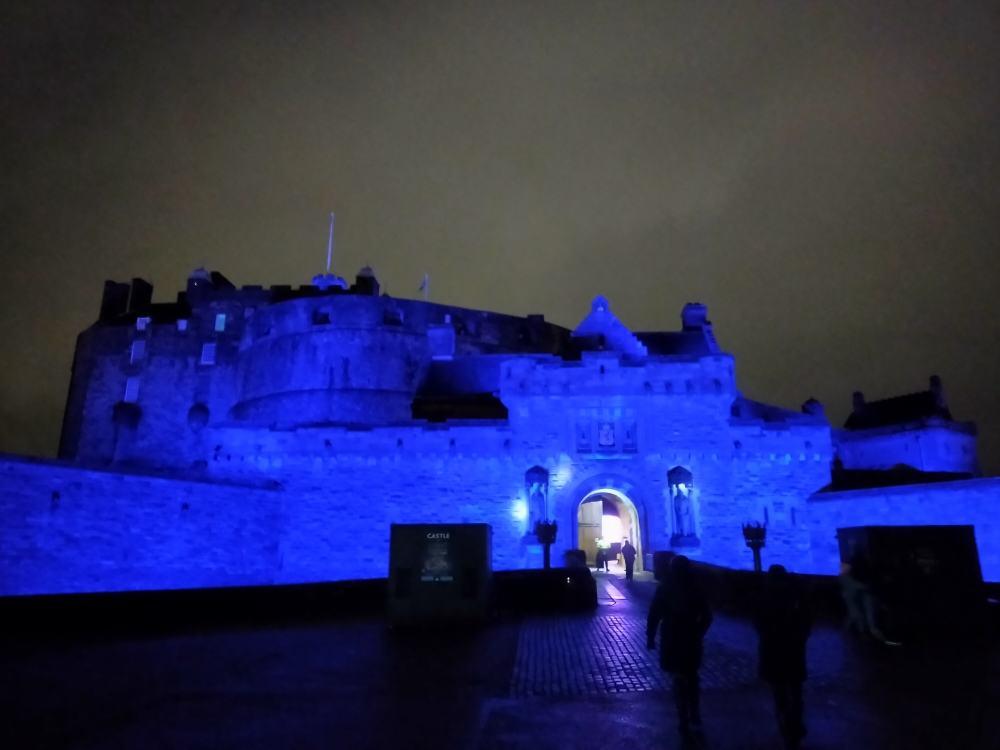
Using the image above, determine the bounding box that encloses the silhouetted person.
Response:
[647,555,713,740]
[622,539,637,581]
[840,557,899,646]
[753,565,812,750]
[595,547,606,573]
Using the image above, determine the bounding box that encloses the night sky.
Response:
[2,2,999,473]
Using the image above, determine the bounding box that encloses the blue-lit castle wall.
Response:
[0,454,284,595]
[2,268,998,596]
[805,477,1000,581]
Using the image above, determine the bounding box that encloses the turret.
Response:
[127,278,153,313]
[681,303,708,331]
[852,391,866,412]
[99,281,130,321]
[930,375,946,408]
[352,266,380,296]
[802,398,826,419]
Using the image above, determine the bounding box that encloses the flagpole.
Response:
[424,274,429,302]
[326,213,335,272]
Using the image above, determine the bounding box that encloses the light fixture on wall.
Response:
[512,500,528,521]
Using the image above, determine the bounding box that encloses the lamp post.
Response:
[742,522,767,573]
[534,520,558,570]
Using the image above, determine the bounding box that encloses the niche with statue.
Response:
[524,466,550,538]
[668,466,700,548]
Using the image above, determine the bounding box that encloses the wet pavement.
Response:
[2,567,999,750]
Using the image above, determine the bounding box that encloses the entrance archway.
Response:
[576,489,644,572]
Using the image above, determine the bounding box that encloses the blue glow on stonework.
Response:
[512,500,528,521]
[552,463,572,487]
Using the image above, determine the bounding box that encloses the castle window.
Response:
[124,377,140,403]
[215,314,227,332]
[764,507,770,526]
[136,317,150,331]
[312,308,331,325]
[622,421,638,453]
[177,319,188,331]
[200,343,217,365]
[130,340,145,363]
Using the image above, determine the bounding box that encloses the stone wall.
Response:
[0,454,284,596]
[722,422,833,573]
[66,300,247,469]
[834,424,979,474]
[0,439,535,596]
[3,406,837,597]
[804,477,1000,581]
[60,281,574,468]
[12,319,857,596]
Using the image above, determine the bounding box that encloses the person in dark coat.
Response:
[621,539,637,581]
[647,555,713,739]
[595,547,606,573]
[753,565,812,750]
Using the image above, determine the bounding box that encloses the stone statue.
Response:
[525,466,549,530]
[673,485,695,537]
[667,467,697,543]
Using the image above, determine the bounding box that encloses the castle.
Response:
[1,266,997,596]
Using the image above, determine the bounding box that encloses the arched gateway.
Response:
[568,474,650,572]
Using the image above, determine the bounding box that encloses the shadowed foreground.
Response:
[1,571,998,750]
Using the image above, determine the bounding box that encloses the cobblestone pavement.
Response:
[511,572,868,698]
[2,572,998,750]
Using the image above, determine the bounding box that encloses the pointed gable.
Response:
[571,296,648,358]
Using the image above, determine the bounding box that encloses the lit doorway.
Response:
[576,491,643,572]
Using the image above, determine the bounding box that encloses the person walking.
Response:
[621,539,637,582]
[753,565,812,750]
[596,539,611,572]
[840,557,900,646]
[647,555,713,740]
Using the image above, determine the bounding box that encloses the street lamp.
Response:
[742,521,767,573]
[534,520,558,570]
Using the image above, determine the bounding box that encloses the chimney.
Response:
[526,314,545,346]
[852,391,865,412]
[929,375,946,408]
[127,278,153,313]
[353,266,380,296]
[187,268,213,296]
[100,281,131,321]
[681,303,708,331]
[427,314,455,360]
[802,398,826,419]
